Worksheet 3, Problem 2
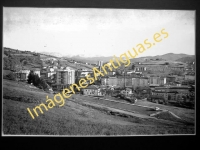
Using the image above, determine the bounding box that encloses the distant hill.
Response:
[57,53,195,65]
[39,51,61,58]
[4,47,194,71]
[176,56,195,63]
[130,53,194,63]
[153,53,194,61]
[62,55,113,64]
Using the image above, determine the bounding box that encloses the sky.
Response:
[3,8,195,58]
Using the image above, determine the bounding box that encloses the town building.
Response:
[14,72,27,81]
[101,76,118,86]
[82,85,103,96]
[169,66,184,71]
[185,72,195,80]
[120,88,133,96]
[166,75,177,83]
[40,70,48,78]
[16,69,30,80]
[131,77,149,90]
[47,72,56,79]
[148,76,166,86]
[52,69,75,91]
[152,86,191,102]
[32,68,41,77]
[106,71,116,76]
[75,69,93,77]
[98,61,103,67]
[135,86,151,98]
[101,76,149,89]
[134,65,147,72]
[47,68,54,72]
[97,61,103,71]
[55,69,75,85]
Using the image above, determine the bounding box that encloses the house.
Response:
[82,85,103,96]
[152,86,191,102]
[15,69,30,80]
[134,65,147,72]
[107,71,116,76]
[101,76,149,89]
[149,76,166,86]
[166,76,176,83]
[47,68,54,72]
[14,72,27,81]
[32,68,41,77]
[135,86,151,98]
[47,72,56,79]
[120,88,133,96]
[55,70,75,85]
[53,66,58,69]
[185,72,195,80]
[132,77,149,89]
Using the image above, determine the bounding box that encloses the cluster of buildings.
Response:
[14,58,195,104]
[151,86,192,103]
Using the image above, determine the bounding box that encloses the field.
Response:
[3,79,195,135]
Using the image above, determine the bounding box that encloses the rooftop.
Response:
[155,86,190,89]
[84,85,100,89]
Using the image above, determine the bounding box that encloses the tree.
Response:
[33,74,40,86]
[20,59,27,70]
[5,72,16,81]
[27,71,49,90]
[40,78,48,90]
[27,70,35,84]
[3,57,10,70]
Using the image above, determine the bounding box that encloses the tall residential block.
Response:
[56,70,75,85]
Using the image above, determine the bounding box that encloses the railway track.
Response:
[68,94,188,125]
[70,95,162,116]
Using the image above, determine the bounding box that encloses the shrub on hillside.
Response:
[5,72,16,81]
[27,71,49,90]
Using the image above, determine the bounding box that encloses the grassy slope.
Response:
[135,100,195,123]
[3,79,194,135]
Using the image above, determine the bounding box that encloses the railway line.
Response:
[70,94,163,116]
[68,94,188,125]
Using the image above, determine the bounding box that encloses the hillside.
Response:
[130,53,194,63]
[176,56,195,63]
[3,47,194,72]
[153,53,193,61]
[62,55,113,64]
[3,47,96,71]
[3,79,195,135]
[3,47,42,71]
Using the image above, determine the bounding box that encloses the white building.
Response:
[56,68,75,85]
[82,85,103,96]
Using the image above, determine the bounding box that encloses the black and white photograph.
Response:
[2,7,195,136]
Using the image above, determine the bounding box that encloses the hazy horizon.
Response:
[3,8,195,57]
[3,46,194,58]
